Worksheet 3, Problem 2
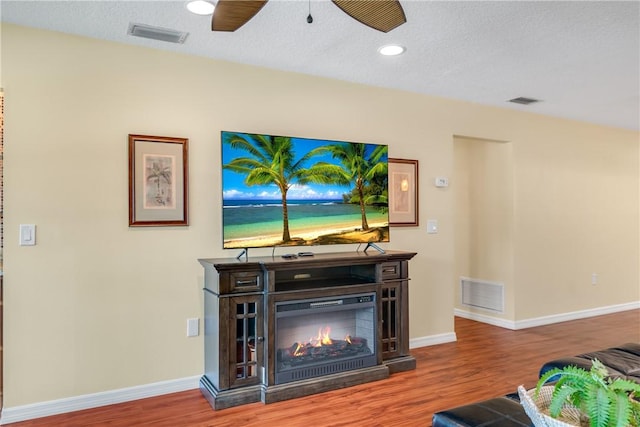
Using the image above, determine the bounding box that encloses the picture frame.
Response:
[128,134,188,226]
[388,158,419,227]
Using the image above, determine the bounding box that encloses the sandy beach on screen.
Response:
[224,220,389,249]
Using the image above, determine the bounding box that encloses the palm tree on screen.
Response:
[223,133,348,243]
[322,142,388,231]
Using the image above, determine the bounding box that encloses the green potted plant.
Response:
[532,359,640,427]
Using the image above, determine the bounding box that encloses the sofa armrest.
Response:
[539,343,640,383]
[539,357,594,378]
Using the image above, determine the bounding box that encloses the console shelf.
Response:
[198,250,417,410]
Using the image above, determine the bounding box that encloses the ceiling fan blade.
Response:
[332,0,406,33]
[212,0,269,32]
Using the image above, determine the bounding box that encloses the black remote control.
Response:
[297,252,314,257]
[281,254,297,259]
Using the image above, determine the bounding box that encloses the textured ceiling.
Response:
[1,0,639,130]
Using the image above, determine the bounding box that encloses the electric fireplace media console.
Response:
[198,250,417,410]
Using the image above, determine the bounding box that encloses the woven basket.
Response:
[517,385,589,427]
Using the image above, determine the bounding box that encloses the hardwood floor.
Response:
[6,309,639,427]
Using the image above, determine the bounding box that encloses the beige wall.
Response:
[513,123,640,318]
[454,136,515,319]
[2,24,638,407]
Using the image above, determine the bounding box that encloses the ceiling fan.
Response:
[211,0,406,33]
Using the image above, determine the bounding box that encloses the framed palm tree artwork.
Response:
[128,134,188,226]
[388,158,419,227]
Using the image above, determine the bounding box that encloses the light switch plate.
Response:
[187,318,199,337]
[427,220,438,234]
[19,224,36,246]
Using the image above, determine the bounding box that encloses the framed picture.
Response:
[388,158,419,227]
[128,134,188,226]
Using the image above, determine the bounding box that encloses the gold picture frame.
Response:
[388,158,419,227]
[128,134,188,226]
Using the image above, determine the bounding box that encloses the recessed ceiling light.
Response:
[186,0,215,15]
[378,44,406,56]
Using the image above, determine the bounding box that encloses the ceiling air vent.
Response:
[508,97,540,105]
[127,23,189,44]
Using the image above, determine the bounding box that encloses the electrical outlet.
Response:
[591,273,598,286]
[187,318,199,337]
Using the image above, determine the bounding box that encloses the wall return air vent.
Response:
[127,23,189,44]
[460,277,504,313]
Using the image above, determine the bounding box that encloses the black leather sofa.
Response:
[539,342,640,382]
[432,343,640,427]
[432,394,532,427]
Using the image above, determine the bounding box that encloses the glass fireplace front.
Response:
[274,292,377,384]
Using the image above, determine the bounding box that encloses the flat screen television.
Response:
[221,131,389,251]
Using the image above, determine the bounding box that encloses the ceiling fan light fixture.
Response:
[378,44,405,56]
[187,0,215,15]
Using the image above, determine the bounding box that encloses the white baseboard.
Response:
[455,301,640,330]
[0,375,200,425]
[453,309,518,329]
[410,332,457,349]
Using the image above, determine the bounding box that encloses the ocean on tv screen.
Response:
[222,199,389,248]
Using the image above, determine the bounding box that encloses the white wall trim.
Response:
[410,332,457,349]
[0,375,200,425]
[455,301,640,330]
[454,308,517,329]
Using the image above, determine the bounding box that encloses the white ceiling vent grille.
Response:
[127,23,188,44]
[508,97,540,105]
[460,277,504,313]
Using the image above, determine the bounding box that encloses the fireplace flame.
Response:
[293,342,304,357]
[313,326,333,347]
[287,327,363,358]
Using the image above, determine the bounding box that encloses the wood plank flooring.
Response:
[6,309,639,427]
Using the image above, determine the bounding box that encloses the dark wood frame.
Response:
[128,134,188,226]
[388,158,419,227]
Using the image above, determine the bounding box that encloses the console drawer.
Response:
[228,271,263,292]
[380,261,401,280]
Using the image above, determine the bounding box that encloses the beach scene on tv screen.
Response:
[221,131,390,249]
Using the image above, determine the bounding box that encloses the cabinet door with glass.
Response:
[227,294,263,388]
[380,281,402,360]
